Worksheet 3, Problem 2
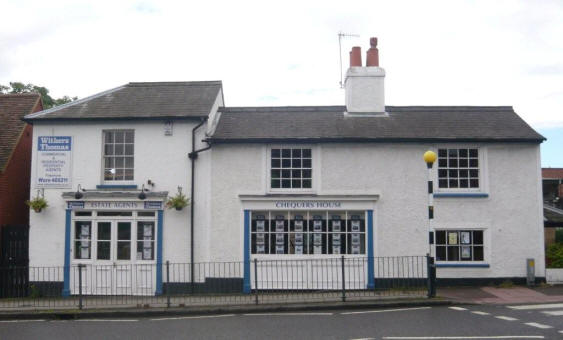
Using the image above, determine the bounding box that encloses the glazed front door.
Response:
[92,221,134,295]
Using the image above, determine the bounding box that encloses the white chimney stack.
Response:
[345,37,386,115]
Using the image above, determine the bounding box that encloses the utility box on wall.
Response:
[526,258,535,286]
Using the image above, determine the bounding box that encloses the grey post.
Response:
[254,258,259,305]
[166,261,171,308]
[341,256,346,302]
[78,264,84,310]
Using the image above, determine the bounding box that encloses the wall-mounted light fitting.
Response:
[138,184,148,200]
[74,184,86,199]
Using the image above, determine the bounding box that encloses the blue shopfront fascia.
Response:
[62,203,164,297]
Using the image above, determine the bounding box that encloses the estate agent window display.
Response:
[250,211,366,256]
[71,210,157,263]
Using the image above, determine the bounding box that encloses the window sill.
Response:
[96,184,138,190]
[436,263,490,268]
[433,193,489,198]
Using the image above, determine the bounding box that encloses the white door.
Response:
[90,221,134,295]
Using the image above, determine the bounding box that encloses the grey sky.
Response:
[1,0,562,128]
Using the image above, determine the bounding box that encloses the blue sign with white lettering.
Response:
[38,136,72,151]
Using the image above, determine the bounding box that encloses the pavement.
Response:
[438,284,563,304]
[1,284,562,320]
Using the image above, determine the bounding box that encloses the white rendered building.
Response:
[24,39,545,295]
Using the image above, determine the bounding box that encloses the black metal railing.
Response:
[0,255,432,310]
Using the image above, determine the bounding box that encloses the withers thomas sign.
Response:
[36,136,72,188]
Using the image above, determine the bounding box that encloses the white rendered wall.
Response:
[208,142,545,279]
[28,119,212,268]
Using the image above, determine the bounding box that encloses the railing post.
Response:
[166,261,171,308]
[78,264,84,310]
[426,254,436,298]
[341,256,346,302]
[254,259,259,305]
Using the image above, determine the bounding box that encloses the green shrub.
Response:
[555,228,563,243]
[546,243,563,268]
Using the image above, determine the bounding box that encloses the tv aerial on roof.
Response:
[338,31,360,89]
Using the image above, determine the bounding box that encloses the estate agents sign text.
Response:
[36,136,72,188]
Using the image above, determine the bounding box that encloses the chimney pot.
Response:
[349,46,362,67]
[366,37,379,67]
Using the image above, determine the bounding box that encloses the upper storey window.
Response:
[103,130,134,181]
[270,148,312,190]
[437,148,479,189]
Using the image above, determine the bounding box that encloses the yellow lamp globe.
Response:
[423,150,437,164]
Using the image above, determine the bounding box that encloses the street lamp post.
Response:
[423,150,437,298]
[423,150,437,255]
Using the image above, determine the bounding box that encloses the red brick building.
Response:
[0,94,43,243]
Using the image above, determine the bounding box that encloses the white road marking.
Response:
[0,319,45,323]
[382,336,544,339]
[471,311,490,315]
[508,303,563,310]
[559,330,563,334]
[524,322,553,329]
[243,312,333,316]
[448,306,468,311]
[495,316,518,321]
[75,319,138,322]
[151,314,235,321]
[541,310,563,316]
[341,307,431,315]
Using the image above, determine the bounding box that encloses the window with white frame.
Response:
[74,221,92,259]
[251,211,366,255]
[270,148,312,189]
[103,130,134,181]
[437,148,479,189]
[435,230,484,261]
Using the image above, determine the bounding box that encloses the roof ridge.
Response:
[23,84,127,120]
[127,81,222,87]
[0,93,41,97]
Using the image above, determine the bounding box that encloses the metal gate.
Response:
[0,225,29,298]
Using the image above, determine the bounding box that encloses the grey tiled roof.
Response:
[209,106,544,143]
[24,81,222,121]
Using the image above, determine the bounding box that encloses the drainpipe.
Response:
[188,117,211,293]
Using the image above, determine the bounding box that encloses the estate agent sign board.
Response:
[36,136,72,188]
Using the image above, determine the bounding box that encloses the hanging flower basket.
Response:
[26,196,48,213]
[166,187,190,211]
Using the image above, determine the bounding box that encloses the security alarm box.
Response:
[275,215,285,254]
[313,215,323,254]
[256,215,266,254]
[331,216,341,254]
[294,215,304,255]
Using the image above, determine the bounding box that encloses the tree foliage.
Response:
[0,82,77,109]
[546,242,563,268]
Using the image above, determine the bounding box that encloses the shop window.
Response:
[270,148,312,189]
[251,211,365,255]
[435,230,484,261]
[137,221,155,260]
[103,130,134,181]
[437,148,479,189]
[74,221,91,259]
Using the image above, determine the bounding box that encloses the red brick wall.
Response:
[0,100,41,227]
[0,124,33,226]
